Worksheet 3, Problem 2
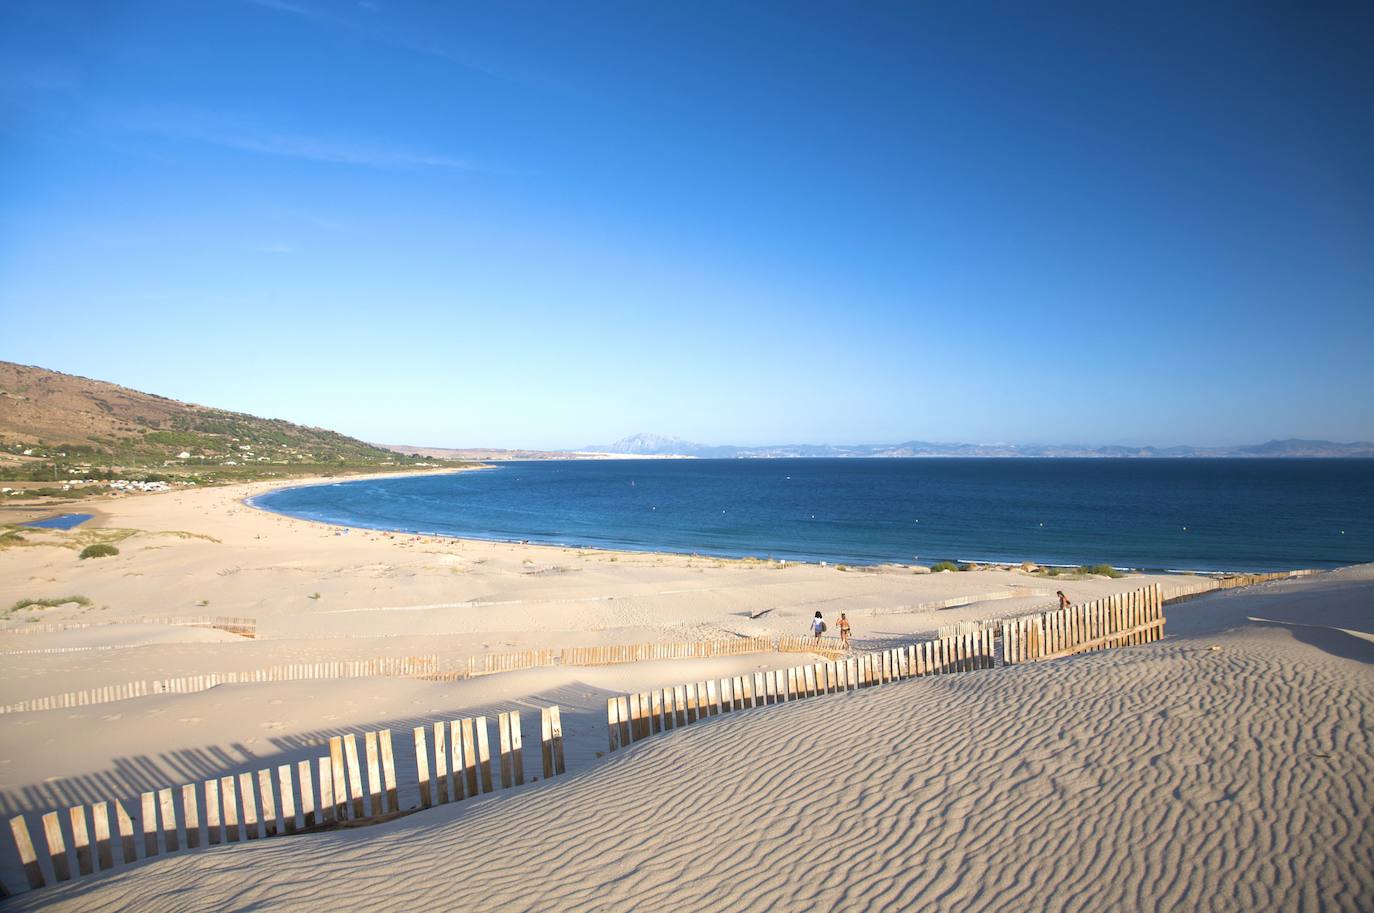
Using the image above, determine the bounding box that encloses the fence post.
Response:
[328,737,348,820]
[68,806,92,876]
[448,721,466,802]
[498,711,524,787]
[317,758,335,823]
[140,791,159,856]
[547,706,565,776]
[473,716,493,793]
[379,730,399,812]
[499,712,514,788]
[673,684,688,726]
[42,812,69,882]
[257,769,277,838]
[460,719,480,797]
[181,784,200,848]
[432,723,450,805]
[9,815,44,889]
[238,773,258,840]
[278,765,297,834]
[91,802,113,871]
[343,734,366,819]
[607,698,621,752]
[413,727,432,808]
[298,760,316,827]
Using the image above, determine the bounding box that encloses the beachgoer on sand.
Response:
[1057,590,1070,610]
[837,613,851,648]
[811,611,826,642]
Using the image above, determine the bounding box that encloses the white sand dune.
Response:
[10,570,1371,912]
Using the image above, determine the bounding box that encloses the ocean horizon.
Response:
[250,458,1374,573]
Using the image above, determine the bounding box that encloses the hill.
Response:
[0,362,449,483]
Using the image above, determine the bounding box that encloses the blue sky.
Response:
[2,1,1371,449]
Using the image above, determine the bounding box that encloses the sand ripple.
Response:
[12,621,1371,913]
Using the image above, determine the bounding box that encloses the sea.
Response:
[249,458,1374,573]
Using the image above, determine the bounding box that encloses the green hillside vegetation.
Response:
[0,361,474,484]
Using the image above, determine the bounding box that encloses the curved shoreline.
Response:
[241,466,1327,576]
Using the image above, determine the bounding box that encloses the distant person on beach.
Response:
[811,611,826,642]
[1057,590,1070,610]
[837,613,851,648]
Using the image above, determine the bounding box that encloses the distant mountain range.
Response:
[583,433,1374,459]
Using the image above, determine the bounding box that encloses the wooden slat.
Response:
[42,812,69,882]
[140,791,159,856]
[498,712,515,788]
[413,726,432,808]
[91,802,113,871]
[364,731,384,815]
[68,806,92,876]
[181,784,200,848]
[549,706,565,775]
[627,692,643,741]
[112,800,136,864]
[673,684,688,726]
[297,761,316,827]
[378,729,399,812]
[257,769,278,838]
[461,718,480,797]
[475,715,494,793]
[616,696,632,745]
[204,779,222,846]
[343,734,366,819]
[510,710,524,785]
[432,722,450,805]
[329,736,349,820]
[317,757,335,823]
[238,773,258,840]
[662,687,676,729]
[277,765,297,834]
[541,708,556,778]
[447,721,465,802]
[607,698,621,752]
[11,815,45,888]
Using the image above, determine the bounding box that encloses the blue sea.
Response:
[250,459,1374,572]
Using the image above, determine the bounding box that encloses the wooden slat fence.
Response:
[1000,584,1165,664]
[607,584,1179,753]
[5,707,567,896]
[606,626,999,752]
[0,616,257,638]
[0,657,439,715]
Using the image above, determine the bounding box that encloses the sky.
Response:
[1,1,1372,449]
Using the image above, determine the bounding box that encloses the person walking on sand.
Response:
[811,611,826,642]
[1057,590,1070,610]
[837,612,852,649]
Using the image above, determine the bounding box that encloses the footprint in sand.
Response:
[102,714,123,721]
[179,717,203,724]
[260,721,286,731]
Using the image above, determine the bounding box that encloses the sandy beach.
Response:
[1,478,1370,908]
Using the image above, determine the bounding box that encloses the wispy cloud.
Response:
[241,0,505,79]
[123,109,478,171]
[201,127,475,170]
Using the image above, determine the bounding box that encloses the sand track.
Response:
[13,603,1371,913]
